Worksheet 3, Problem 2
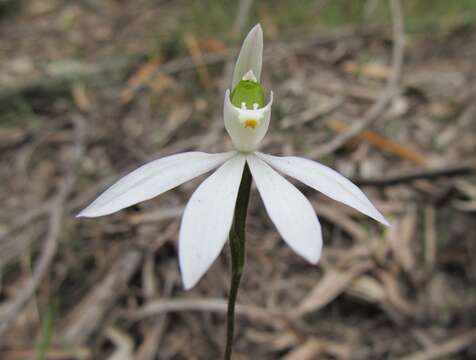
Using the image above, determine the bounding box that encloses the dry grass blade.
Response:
[120,58,161,103]
[283,338,352,360]
[378,270,419,318]
[0,202,51,267]
[105,327,134,360]
[354,161,476,186]
[313,201,368,242]
[327,119,428,166]
[280,97,344,129]
[0,348,90,360]
[128,298,285,329]
[400,329,476,360]
[184,33,212,90]
[134,264,175,360]
[424,205,436,272]
[343,61,393,80]
[347,275,387,304]
[387,206,417,273]
[282,339,325,360]
[292,261,373,318]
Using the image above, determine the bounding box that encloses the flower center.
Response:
[238,102,264,130]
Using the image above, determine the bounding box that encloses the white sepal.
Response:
[77,151,236,217]
[224,89,273,152]
[247,154,322,264]
[256,153,390,226]
[179,154,246,289]
[232,24,263,88]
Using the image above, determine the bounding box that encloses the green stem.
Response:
[225,163,252,360]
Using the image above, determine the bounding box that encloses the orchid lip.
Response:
[224,89,274,152]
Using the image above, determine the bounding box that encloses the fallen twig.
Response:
[0,347,90,360]
[292,261,373,318]
[400,329,476,360]
[125,298,285,329]
[353,162,476,187]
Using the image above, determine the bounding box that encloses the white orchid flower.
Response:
[78,24,389,290]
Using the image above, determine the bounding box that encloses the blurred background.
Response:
[1,0,476,359]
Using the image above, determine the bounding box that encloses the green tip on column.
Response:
[230,80,265,109]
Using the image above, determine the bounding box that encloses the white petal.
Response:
[78,152,235,217]
[232,24,263,88]
[257,153,390,226]
[224,89,273,152]
[247,154,322,263]
[179,154,246,289]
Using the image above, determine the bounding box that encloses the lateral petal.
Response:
[247,154,322,264]
[257,153,390,226]
[179,154,246,289]
[77,152,235,217]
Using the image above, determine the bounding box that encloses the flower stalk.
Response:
[225,164,252,360]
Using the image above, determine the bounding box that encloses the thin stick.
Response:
[353,162,475,187]
[400,329,476,360]
[127,298,283,329]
